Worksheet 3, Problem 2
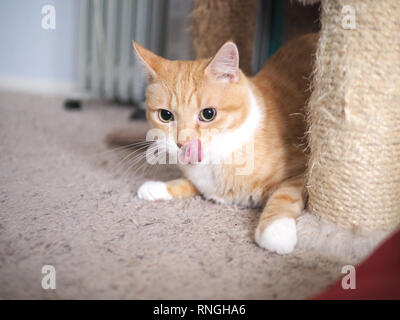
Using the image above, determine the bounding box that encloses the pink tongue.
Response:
[183,139,202,164]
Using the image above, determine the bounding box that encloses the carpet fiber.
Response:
[0,91,346,299]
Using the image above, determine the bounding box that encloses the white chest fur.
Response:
[180,164,222,202]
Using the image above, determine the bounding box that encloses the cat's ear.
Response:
[205,41,240,83]
[133,41,165,81]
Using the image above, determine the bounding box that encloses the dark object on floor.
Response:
[64,99,81,111]
[312,229,400,299]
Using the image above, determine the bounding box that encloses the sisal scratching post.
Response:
[304,0,400,231]
[190,0,257,75]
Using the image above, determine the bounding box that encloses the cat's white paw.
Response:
[255,218,297,254]
[137,181,173,201]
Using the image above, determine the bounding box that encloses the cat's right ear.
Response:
[133,41,164,82]
[205,41,240,83]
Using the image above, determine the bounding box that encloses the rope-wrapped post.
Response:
[305,0,400,231]
[190,0,257,75]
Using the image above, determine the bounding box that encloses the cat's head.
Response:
[133,41,257,166]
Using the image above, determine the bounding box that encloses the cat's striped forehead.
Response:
[159,60,210,104]
[146,59,212,110]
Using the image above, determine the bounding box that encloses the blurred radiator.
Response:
[77,0,275,105]
[78,0,192,105]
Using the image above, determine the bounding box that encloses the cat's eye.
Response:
[158,109,174,123]
[199,108,217,122]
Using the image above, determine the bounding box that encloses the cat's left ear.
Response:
[205,41,239,83]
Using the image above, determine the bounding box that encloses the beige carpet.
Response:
[0,90,347,299]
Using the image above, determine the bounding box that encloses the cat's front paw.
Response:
[137,181,173,201]
[255,218,297,254]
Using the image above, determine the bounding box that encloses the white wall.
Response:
[0,0,80,93]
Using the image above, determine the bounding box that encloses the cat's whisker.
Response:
[109,144,151,176]
[117,145,161,179]
[127,158,149,180]
[86,141,152,159]
[131,149,167,178]
[117,156,146,181]
[108,150,146,178]
[112,152,149,180]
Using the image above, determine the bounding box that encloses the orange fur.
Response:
[166,179,198,199]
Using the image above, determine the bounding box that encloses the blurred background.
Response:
[0,0,319,110]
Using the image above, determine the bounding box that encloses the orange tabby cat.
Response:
[134,33,317,254]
